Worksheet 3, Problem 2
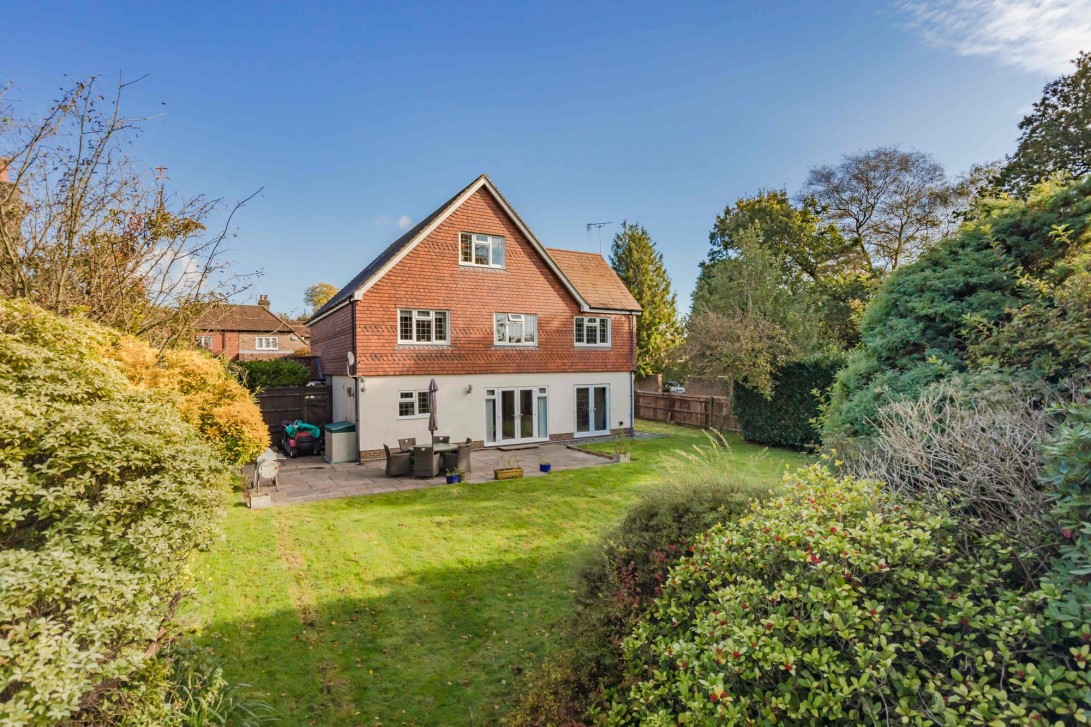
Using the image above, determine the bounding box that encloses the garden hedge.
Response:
[0,300,252,723]
[607,465,1090,725]
[734,351,846,449]
[235,357,310,393]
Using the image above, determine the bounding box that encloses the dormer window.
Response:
[460,232,504,268]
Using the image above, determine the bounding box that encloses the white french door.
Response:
[485,387,548,445]
[575,384,610,436]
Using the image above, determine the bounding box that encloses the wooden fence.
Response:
[636,391,739,432]
[255,385,333,436]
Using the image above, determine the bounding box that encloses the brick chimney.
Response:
[257,294,270,309]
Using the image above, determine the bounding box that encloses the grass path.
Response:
[193,422,809,725]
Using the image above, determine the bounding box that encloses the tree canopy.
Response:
[304,282,338,314]
[998,52,1091,196]
[609,221,681,377]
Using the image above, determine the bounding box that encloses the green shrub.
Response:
[0,300,232,724]
[735,351,847,449]
[607,465,1090,725]
[1041,395,1091,644]
[507,436,774,726]
[823,177,1091,438]
[236,357,310,392]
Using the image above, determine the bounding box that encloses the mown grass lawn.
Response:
[193,422,810,726]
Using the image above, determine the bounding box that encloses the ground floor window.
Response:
[398,390,431,418]
[195,335,213,349]
[255,336,279,350]
[575,384,609,435]
[485,386,547,444]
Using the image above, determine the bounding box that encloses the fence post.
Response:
[707,396,714,429]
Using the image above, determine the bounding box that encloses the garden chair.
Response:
[412,445,441,478]
[433,435,450,444]
[398,437,417,452]
[442,440,471,475]
[384,444,412,477]
[254,457,280,492]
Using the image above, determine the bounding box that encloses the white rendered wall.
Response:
[355,371,633,454]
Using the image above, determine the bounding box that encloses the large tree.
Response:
[609,221,681,376]
[688,230,821,394]
[706,189,853,280]
[998,51,1091,196]
[0,76,256,348]
[304,281,338,314]
[803,146,960,273]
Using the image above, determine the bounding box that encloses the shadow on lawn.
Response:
[197,547,589,727]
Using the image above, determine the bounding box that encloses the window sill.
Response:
[575,344,612,349]
[493,344,539,349]
[396,343,452,348]
[458,262,506,271]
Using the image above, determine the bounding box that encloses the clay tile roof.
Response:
[545,248,641,312]
[195,304,301,333]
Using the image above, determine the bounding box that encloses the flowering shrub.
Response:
[110,339,268,465]
[607,465,1090,725]
[0,300,233,723]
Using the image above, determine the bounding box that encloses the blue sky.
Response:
[5,1,1089,315]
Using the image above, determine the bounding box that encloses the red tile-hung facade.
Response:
[353,189,633,376]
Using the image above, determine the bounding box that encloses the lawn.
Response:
[193,422,810,726]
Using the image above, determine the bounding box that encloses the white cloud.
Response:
[901,0,1091,75]
[375,214,414,230]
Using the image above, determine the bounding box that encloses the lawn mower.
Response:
[281,419,322,457]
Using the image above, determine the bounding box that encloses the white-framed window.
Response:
[575,316,610,346]
[494,313,537,346]
[398,309,449,344]
[398,390,431,418]
[459,232,505,268]
[195,335,213,349]
[255,336,279,350]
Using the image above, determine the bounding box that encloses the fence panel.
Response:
[256,385,332,436]
[635,391,738,432]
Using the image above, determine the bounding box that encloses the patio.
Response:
[244,442,615,506]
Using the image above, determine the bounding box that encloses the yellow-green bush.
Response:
[110,338,268,465]
[607,465,1090,725]
[0,300,240,724]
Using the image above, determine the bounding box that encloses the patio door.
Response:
[485,387,547,445]
[575,384,610,436]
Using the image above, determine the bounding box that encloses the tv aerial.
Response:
[586,221,613,255]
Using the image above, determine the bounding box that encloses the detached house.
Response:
[194,295,310,361]
[308,174,641,461]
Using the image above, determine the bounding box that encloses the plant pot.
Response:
[246,490,273,509]
[612,453,631,464]
[494,467,524,480]
[445,474,460,484]
[539,463,552,473]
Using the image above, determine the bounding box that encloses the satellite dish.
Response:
[347,351,356,367]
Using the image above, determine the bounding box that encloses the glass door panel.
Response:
[500,389,517,440]
[593,386,608,432]
[576,387,591,433]
[519,389,535,439]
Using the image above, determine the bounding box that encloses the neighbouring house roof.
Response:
[195,304,305,335]
[308,174,599,325]
[545,248,642,312]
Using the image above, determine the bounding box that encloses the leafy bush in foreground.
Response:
[607,466,1090,725]
[735,351,846,449]
[236,357,310,392]
[507,435,774,726]
[0,300,234,724]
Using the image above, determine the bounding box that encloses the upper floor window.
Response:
[195,335,213,349]
[575,317,611,346]
[255,336,279,350]
[398,308,449,344]
[494,313,537,346]
[460,232,505,268]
